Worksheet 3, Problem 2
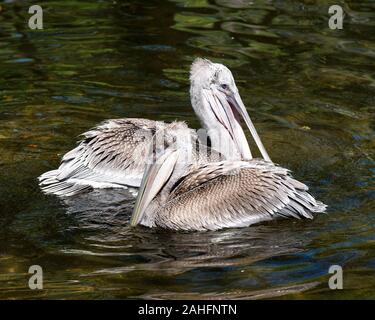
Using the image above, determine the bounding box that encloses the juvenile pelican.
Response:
[39,58,269,196]
[130,147,326,231]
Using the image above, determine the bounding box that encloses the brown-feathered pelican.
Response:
[39,58,269,196]
[130,145,326,231]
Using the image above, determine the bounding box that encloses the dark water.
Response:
[0,0,374,299]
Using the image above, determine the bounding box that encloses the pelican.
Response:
[130,145,327,231]
[39,58,269,196]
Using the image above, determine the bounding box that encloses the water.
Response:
[0,0,374,299]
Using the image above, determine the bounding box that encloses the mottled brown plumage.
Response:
[39,119,221,196]
[133,156,326,231]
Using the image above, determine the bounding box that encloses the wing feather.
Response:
[39,118,223,197]
[154,159,326,230]
[39,118,163,196]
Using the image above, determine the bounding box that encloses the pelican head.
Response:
[190,58,271,162]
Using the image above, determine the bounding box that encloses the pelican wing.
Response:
[156,160,326,231]
[39,118,164,196]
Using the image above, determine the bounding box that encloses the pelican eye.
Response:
[221,84,229,90]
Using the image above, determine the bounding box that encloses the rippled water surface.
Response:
[0,0,374,299]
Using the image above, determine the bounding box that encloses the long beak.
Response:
[227,91,271,162]
[130,149,180,227]
[204,87,271,162]
[203,88,253,160]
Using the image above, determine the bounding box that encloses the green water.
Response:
[0,0,374,299]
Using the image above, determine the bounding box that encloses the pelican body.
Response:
[130,148,326,231]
